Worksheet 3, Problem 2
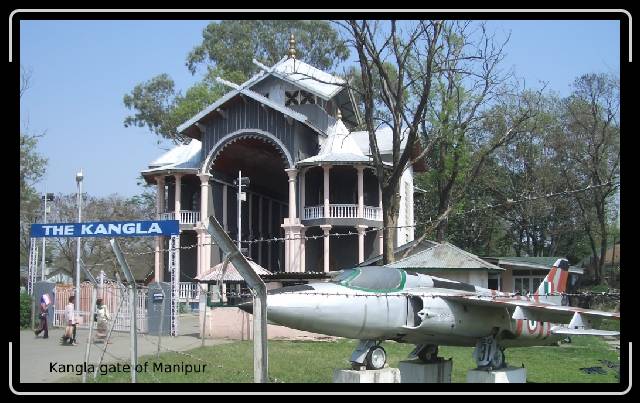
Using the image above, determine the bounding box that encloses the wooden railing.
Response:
[303,204,382,221]
[159,210,200,225]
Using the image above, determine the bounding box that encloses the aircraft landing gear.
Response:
[472,335,506,370]
[350,340,387,370]
[410,344,440,363]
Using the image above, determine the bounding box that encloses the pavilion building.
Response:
[141,36,423,285]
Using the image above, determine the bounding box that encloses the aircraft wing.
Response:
[440,295,619,336]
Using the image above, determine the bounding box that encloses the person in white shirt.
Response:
[61,295,77,345]
[94,298,111,343]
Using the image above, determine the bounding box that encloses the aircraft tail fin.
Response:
[534,258,570,298]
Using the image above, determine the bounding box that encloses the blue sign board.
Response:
[30,220,180,238]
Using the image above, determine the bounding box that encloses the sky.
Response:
[18,19,621,198]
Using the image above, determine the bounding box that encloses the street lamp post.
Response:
[234,171,250,252]
[75,170,83,312]
[41,191,55,281]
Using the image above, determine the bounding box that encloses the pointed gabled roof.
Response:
[270,57,346,100]
[296,116,373,166]
[195,258,272,283]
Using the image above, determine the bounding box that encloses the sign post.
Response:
[30,219,180,384]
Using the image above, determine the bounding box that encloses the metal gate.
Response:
[52,281,148,333]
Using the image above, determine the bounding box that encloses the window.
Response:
[513,275,546,295]
[488,273,501,291]
[285,90,317,106]
[300,91,315,104]
[285,90,300,106]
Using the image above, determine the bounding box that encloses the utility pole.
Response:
[75,170,83,313]
[234,171,250,252]
[41,191,54,281]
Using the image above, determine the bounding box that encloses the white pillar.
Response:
[284,168,299,272]
[300,227,306,273]
[155,176,165,282]
[196,230,203,277]
[174,174,182,223]
[357,166,364,218]
[286,168,298,221]
[357,225,367,264]
[323,165,331,218]
[198,173,212,279]
[320,225,331,272]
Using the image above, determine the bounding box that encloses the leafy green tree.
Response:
[187,20,349,79]
[552,73,620,284]
[124,20,349,143]
[19,66,48,265]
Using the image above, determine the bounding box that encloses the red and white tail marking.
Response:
[535,258,570,297]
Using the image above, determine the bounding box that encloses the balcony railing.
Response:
[159,210,201,225]
[303,204,382,221]
[179,282,200,303]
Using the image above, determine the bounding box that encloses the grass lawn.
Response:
[69,335,619,383]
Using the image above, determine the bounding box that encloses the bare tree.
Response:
[337,20,542,263]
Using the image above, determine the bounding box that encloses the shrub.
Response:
[20,292,33,329]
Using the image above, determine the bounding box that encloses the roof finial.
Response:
[336,108,342,121]
[288,33,296,59]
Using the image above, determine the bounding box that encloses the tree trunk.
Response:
[598,215,608,285]
[382,186,400,265]
[435,194,450,242]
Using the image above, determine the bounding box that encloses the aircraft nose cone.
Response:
[238,301,253,314]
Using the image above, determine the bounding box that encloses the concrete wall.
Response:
[501,268,514,292]
[199,306,334,340]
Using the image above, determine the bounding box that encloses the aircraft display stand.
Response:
[333,367,401,383]
[466,366,527,383]
[398,358,452,383]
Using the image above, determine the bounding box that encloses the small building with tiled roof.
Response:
[359,238,503,289]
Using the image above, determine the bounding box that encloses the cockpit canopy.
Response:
[330,267,406,292]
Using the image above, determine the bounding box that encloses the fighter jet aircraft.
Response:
[239,258,620,370]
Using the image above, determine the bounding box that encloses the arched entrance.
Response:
[204,133,290,272]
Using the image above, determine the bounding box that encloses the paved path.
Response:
[18,314,232,383]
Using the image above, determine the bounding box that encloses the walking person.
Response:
[94,298,111,344]
[61,295,78,345]
[34,293,51,338]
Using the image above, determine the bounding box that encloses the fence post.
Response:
[82,286,97,383]
[205,217,268,383]
[157,284,165,359]
[110,239,138,384]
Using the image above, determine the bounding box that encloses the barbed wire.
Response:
[109,181,618,258]
[189,286,620,300]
